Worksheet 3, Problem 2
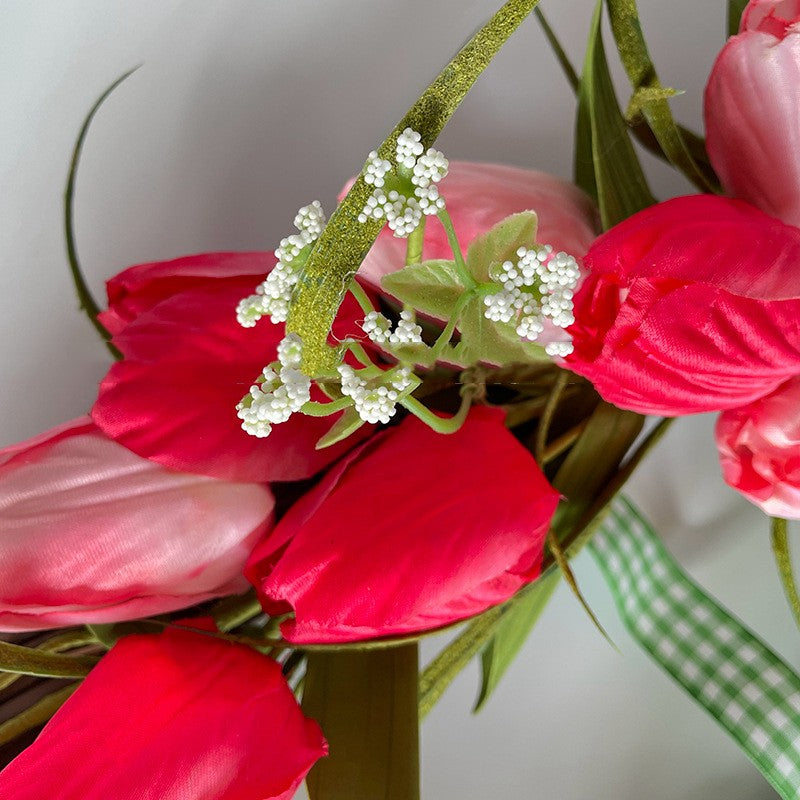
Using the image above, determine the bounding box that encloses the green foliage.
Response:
[728,0,748,37]
[316,407,367,449]
[605,0,721,193]
[475,570,560,710]
[575,0,655,229]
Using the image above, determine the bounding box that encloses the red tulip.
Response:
[91,252,367,483]
[705,0,800,227]
[565,195,800,415]
[0,627,326,799]
[0,417,274,631]
[716,376,800,519]
[246,406,559,644]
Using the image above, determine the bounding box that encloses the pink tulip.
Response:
[565,195,800,415]
[705,0,800,227]
[91,252,369,483]
[716,376,800,519]
[0,627,327,799]
[0,417,274,631]
[354,160,599,291]
[246,406,559,644]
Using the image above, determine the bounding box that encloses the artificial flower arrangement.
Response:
[1,0,800,797]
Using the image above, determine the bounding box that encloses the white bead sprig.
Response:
[236,201,326,327]
[358,128,448,238]
[361,310,423,346]
[338,365,415,424]
[483,245,581,357]
[236,333,312,438]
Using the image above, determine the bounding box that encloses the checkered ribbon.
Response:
[589,496,800,800]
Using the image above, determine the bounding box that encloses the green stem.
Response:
[212,590,264,632]
[535,369,569,463]
[437,208,475,289]
[66,69,139,360]
[400,391,472,435]
[348,279,377,316]
[345,340,378,368]
[428,290,475,360]
[771,518,800,631]
[302,397,353,417]
[0,639,98,679]
[0,684,79,747]
[405,216,426,266]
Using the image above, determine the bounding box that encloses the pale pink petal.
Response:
[0,418,274,630]
[705,27,800,227]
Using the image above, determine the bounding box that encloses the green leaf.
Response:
[419,606,504,719]
[465,211,538,282]
[303,645,420,800]
[770,518,800,631]
[66,68,139,359]
[316,407,366,449]
[577,0,655,230]
[381,260,464,319]
[728,0,748,37]
[605,0,721,193]
[449,294,547,366]
[625,86,682,123]
[475,570,559,710]
[0,639,98,679]
[286,0,542,374]
[0,684,79,747]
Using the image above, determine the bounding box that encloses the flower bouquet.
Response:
[2,0,800,797]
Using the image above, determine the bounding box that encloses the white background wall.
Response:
[0,2,796,798]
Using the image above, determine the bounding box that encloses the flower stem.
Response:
[302,397,352,417]
[400,390,472,435]
[347,279,377,316]
[771,518,800,631]
[405,216,426,266]
[437,208,475,289]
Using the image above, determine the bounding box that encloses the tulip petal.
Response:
[246,406,559,643]
[100,252,275,336]
[353,161,599,292]
[716,376,800,519]
[0,418,274,631]
[567,196,800,415]
[705,26,800,227]
[0,628,326,799]
[92,268,369,483]
[740,0,800,36]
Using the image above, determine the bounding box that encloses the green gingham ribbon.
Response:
[589,496,800,800]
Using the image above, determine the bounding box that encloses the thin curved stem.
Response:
[66,68,139,359]
[437,208,475,289]
[400,390,472,435]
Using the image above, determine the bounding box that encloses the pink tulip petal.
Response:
[0,628,326,799]
[740,0,800,35]
[705,27,800,227]
[353,161,599,292]
[566,196,800,415]
[246,406,559,643]
[100,252,275,336]
[716,376,800,519]
[0,418,274,631]
[92,275,370,483]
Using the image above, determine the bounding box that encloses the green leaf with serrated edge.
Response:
[475,569,559,711]
[465,211,538,282]
[605,0,720,193]
[728,0,748,37]
[316,407,366,450]
[286,0,541,374]
[382,260,463,319]
[449,294,548,366]
[580,1,655,230]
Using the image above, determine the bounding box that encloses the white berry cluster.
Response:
[237,333,311,438]
[358,128,448,237]
[483,245,581,357]
[361,310,423,346]
[236,201,326,327]
[338,365,414,424]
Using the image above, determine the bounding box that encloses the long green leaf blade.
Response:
[475,570,559,710]
[287,0,541,373]
[605,0,720,193]
[770,518,800,631]
[0,640,98,679]
[577,1,654,230]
